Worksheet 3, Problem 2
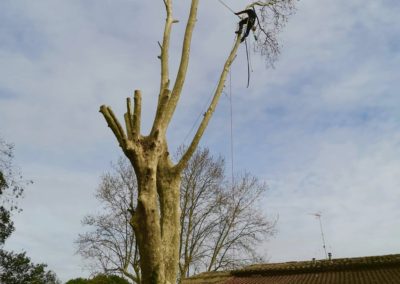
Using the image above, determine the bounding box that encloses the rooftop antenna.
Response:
[310,212,328,259]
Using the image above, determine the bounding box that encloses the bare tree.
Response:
[98,1,295,283]
[179,149,276,278]
[77,149,275,282]
[77,158,140,283]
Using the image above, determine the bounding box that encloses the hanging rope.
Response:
[244,39,251,88]
[228,70,238,262]
[183,72,235,187]
[182,84,217,145]
[228,71,234,186]
[183,36,238,145]
[214,2,238,257]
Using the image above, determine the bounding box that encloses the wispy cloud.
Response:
[1,0,399,281]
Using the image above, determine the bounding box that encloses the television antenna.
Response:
[310,212,328,259]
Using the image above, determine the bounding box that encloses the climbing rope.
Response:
[182,84,217,145]
[217,0,237,15]
[218,0,254,88]
[183,36,239,146]
[228,71,234,186]
[182,71,235,190]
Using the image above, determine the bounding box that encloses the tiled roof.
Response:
[183,254,400,284]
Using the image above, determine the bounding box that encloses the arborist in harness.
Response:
[235,8,257,42]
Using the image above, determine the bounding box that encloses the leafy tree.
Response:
[0,250,59,284]
[0,171,13,245]
[0,137,60,284]
[0,138,27,214]
[77,149,275,281]
[90,274,130,284]
[0,138,26,246]
[66,278,88,284]
[99,1,295,282]
[66,274,130,284]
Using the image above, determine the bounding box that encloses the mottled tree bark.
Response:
[99,0,243,282]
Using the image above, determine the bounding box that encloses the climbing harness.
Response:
[217,0,255,88]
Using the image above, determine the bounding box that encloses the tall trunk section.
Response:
[126,141,181,284]
[99,0,241,281]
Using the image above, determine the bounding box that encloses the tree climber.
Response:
[235,8,257,42]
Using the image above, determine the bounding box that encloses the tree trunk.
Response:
[124,139,181,284]
[158,168,181,283]
[99,1,242,280]
[133,162,165,283]
[98,0,296,281]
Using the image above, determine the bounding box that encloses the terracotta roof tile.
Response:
[233,254,400,276]
[183,254,400,284]
[224,267,400,284]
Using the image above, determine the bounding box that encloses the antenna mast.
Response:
[311,212,328,259]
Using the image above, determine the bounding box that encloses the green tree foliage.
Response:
[90,274,130,284]
[0,137,30,246]
[0,250,59,284]
[66,274,130,284]
[0,137,60,284]
[0,171,13,245]
[0,138,19,246]
[65,278,88,284]
[0,138,27,213]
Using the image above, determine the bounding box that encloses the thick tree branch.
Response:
[152,0,176,133]
[151,86,171,136]
[132,90,142,139]
[124,98,134,140]
[132,241,141,282]
[175,35,241,172]
[160,0,173,92]
[163,0,200,128]
[100,105,126,147]
[100,93,142,168]
[120,268,139,283]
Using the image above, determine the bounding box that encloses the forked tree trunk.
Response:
[98,0,296,281]
[115,131,183,284]
[100,49,240,284]
[129,144,181,284]
[99,0,242,282]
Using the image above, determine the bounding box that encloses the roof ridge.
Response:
[232,254,400,276]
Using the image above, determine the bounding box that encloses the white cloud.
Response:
[1,0,400,281]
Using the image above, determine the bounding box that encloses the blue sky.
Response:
[1,0,400,282]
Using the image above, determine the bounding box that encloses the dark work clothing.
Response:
[235,9,257,18]
[235,9,257,42]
